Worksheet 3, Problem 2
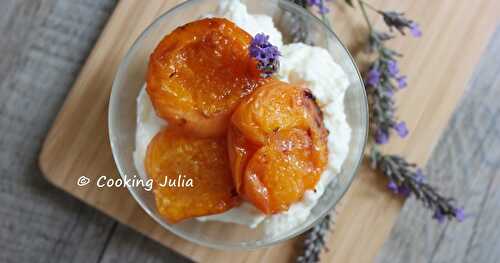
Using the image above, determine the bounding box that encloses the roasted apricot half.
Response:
[145,128,239,223]
[147,18,267,137]
[227,125,258,193]
[228,81,328,214]
[244,129,317,213]
[231,80,316,144]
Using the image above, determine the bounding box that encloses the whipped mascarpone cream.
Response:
[133,0,351,237]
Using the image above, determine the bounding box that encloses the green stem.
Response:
[357,0,373,33]
[358,0,379,13]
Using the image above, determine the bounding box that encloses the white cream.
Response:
[133,89,165,187]
[133,0,351,237]
[208,0,283,48]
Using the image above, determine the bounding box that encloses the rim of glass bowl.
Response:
[109,0,368,250]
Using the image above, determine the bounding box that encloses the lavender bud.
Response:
[307,0,332,14]
[385,86,394,97]
[387,181,399,193]
[386,60,399,77]
[367,67,381,86]
[393,121,409,138]
[319,5,330,14]
[375,129,389,144]
[250,33,281,78]
[398,185,411,197]
[410,22,423,37]
[396,75,407,89]
[433,209,446,224]
[454,208,465,222]
[381,11,412,35]
[414,168,425,183]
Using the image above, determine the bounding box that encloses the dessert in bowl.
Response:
[109,0,367,249]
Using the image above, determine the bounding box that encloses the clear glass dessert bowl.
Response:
[109,0,368,250]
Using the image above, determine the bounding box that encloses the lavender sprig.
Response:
[357,0,464,222]
[287,0,463,262]
[366,39,408,144]
[370,148,465,223]
[249,33,281,78]
[297,214,332,263]
[380,11,422,37]
[360,0,463,223]
[358,0,422,37]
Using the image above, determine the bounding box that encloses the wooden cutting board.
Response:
[39,0,499,262]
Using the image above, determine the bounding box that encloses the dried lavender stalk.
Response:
[370,148,464,223]
[296,214,332,263]
[283,0,464,262]
[290,0,308,8]
[359,0,463,224]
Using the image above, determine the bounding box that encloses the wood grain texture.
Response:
[377,27,500,263]
[0,0,190,262]
[35,0,500,263]
[0,0,118,262]
[100,226,192,263]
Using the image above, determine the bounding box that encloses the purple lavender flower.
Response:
[307,0,332,14]
[454,208,465,222]
[387,181,398,193]
[398,185,411,197]
[386,60,399,77]
[250,33,268,47]
[393,121,409,138]
[396,75,407,89]
[380,11,417,36]
[433,207,464,223]
[414,168,425,183]
[433,209,446,224]
[249,33,280,78]
[307,0,320,5]
[372,152,464,224]
[385,88,394,97]
[387,181,410,197]
[410,22,422,37]
[319,5,330,14]
[367,67,381,86]
[375,129,389,144]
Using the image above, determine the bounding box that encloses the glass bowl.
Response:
[109,0,367,250]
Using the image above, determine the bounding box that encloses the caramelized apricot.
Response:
[145,128,238,223]
[231,80,315,144]
[228,81,329,214]
[147,18,267,137]
[227,125,258,193]
[244,129,316,213]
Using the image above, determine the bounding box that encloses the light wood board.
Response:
[39,0,500,262]
[377,27,500,263]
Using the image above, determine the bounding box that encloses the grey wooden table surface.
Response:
[1,1,499,263]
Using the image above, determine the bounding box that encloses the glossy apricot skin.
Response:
[231,80,313,144]
[147,18,267,137]
[145,128,239,223]
[302,91,329,189]
[244,129,318,213]
[228,81,329,214]
[227,125,257,193]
